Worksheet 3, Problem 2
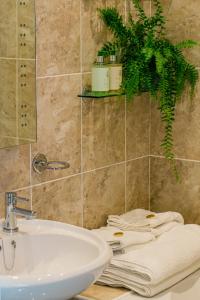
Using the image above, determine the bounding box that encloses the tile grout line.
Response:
[16,0,19,152]
[0,57,35,61]
[12,156,150,193]
[0,135,35,142]
[36,71,91,80]
[80,0,84,228]
[148,103,151,211]
[149,155,151,211]
[150,154,200,164]
[124,0,127,213]
[29,144,33,209]
[149,0,152,211]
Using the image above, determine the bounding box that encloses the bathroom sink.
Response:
[0,219,111,300]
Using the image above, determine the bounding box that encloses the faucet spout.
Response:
[13,207,37,220]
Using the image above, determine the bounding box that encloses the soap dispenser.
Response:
[109,52,122,91]
[92,51,109,92]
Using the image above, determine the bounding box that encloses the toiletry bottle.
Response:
[92,52,109,92]
[109,52,122,91]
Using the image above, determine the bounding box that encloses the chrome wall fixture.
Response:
[32,153,70,174]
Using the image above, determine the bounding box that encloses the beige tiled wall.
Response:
[0,0,150,228]
[150,0,200,223]
[2,0,199,227]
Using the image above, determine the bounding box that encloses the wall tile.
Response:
[82,96,125,171]
[32,75,81,184]
[160,0,200,67]
[36,0,81,76]
[126,94,150,159]
[81,0,107,73]
[151,157,200,224]
[126,157,149,212]
[0,145,30,193]
[32,175,82,226]
[0,138,21,149]
[172,82,200,160]
[83,164,125,229]
[0,0,16,58]
[150,100,164,157]
[151,79,200,160]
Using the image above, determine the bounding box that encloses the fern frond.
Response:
[142,47,154,61]
[98,8,128,43]
[150,0,166,36]
[155,50,167,74]
[123,61,140,99]
[99,41,119,57]
[186,63,199,97]
[131,0,148,23]
[176,40,199,49]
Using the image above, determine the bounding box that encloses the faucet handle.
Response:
[5,192,29,206]
[15,196,29,203]
[5,192,17,205]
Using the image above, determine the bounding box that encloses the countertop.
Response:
[80,284,128,300]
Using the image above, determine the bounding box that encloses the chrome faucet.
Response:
[3,192,37,233]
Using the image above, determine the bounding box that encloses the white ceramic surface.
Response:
[0,219,111,300]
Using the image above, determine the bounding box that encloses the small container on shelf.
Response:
[92,51,109,92]
[109,52,122,91]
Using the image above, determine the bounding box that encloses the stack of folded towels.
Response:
[93,209,184,254]
[107,208,184,236]
[92,209,200,297]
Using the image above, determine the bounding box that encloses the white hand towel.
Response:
[92,226,155,252]
[109,225,200,285]
[97,259,200,297]
[108,209,152,230]
[148,211,184,228]
[97,225,200,297]
[107,209,184,232]
[151,221,182,237]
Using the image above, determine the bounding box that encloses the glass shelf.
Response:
[78,90,125,99]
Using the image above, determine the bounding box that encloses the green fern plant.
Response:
[98,0,199,165]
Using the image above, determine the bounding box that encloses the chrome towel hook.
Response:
[32,153,70,174]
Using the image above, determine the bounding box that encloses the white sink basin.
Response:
[0,219,111,300]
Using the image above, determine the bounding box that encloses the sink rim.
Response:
[0,219,112,287]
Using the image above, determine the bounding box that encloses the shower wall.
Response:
[0,0,150,228]
[150,0,200,223]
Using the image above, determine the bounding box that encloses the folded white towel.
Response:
[98,260,200,297]
[107,209,184,232]
[97,225,200,297]
[151,221,182,237]
[92,227,155,253]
